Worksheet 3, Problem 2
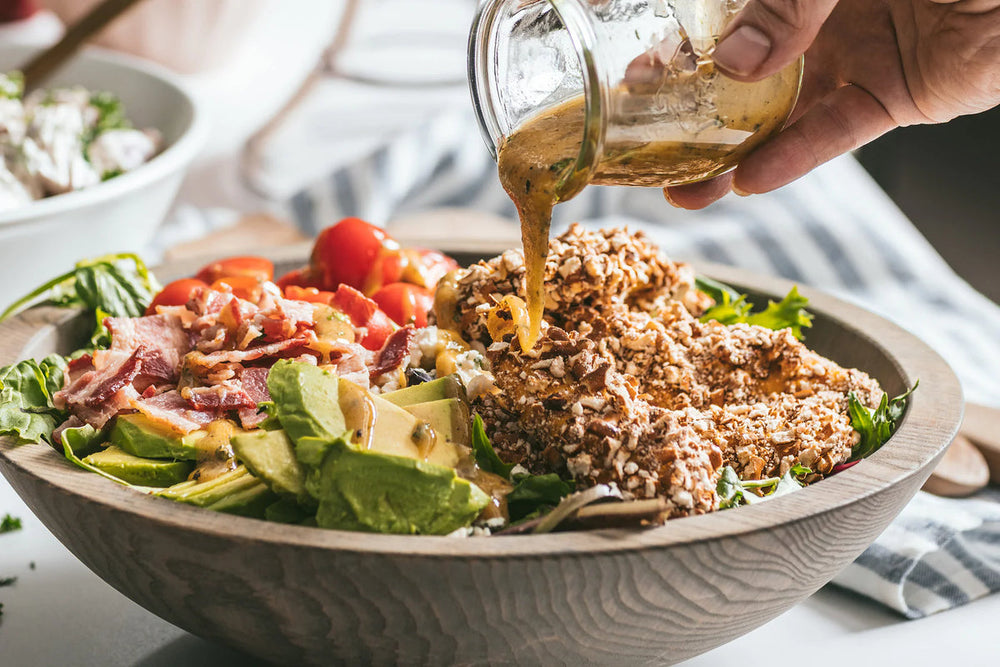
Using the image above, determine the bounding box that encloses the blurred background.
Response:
[0,0,995,304]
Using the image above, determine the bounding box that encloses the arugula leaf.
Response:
[0,355,68,444]
[469,413,573,522]
[0,254,159,350]
[716,464,811,510]
[1,514,21,533]
[848,382,919,461]
[698,280,813,340]
[506,473,575,522]
[471,414,514,478]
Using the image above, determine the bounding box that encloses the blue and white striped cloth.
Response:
[175,108,1000,619]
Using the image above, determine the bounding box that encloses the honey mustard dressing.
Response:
[496,60,800,350]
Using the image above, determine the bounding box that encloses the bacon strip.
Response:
[370,326,416,380]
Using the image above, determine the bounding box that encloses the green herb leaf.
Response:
[0,71,23,99]
[471,414,514,478]
[506,473,575,522]
[83,91,131,147]
[848,382,919,461]
[0,514,21,533]
[699,282,813,340]
[0,355,68,444]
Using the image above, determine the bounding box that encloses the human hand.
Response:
[664,0,1000,209]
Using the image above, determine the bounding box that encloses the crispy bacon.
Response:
[134,390,215,434]
[370,326,416,380]
[106,314,189,376]
[184,383,256,411]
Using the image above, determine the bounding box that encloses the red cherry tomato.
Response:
[145,278,206,314]
[283,285,336,305]
[275,266,322,291]
[332,284,396,350]
[195,256,273,284]
[210,275,264,302]
[310,218,400,292]
[405,249,459,289]
[372,282,434,328]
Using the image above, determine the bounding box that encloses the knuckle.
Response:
[750,0,815,34]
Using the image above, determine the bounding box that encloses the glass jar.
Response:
[468,0,802,201]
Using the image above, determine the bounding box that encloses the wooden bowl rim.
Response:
[0,255,964,558]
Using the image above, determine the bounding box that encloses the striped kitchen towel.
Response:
[237,107,1000,618]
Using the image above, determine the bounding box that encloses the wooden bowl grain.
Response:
[0,257,963,666]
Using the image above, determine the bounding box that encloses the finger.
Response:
[731,84,898,194]
[713,0,839,81]
[664,172,734,210]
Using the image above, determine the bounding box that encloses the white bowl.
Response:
[0,44,207,307]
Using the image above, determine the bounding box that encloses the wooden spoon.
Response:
[960,402,1000,485]
[922,434,990,498]
[20,0,146,92]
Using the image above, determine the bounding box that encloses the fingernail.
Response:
[713,25,771,76]
[663,187,681,208]
[731,182,752,197]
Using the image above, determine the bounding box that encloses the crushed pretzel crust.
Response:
[441,224,884,519]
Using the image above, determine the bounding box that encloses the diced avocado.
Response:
[230,429,311,505]
[403,398,472,447]
[82,445,194,487]
[267,360,348,447]
[340,379,463,468]
[313,438,488,535]
[110,413,203,461]
[381,374,466,407]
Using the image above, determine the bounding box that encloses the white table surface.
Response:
[1,473,997,666]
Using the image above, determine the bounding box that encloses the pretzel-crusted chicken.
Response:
[440,225,883,518]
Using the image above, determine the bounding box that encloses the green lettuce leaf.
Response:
[0,355,68,444]
[698,280,813,340]
[0,254,159,351]
[717,464,811,510]
[848,382,919,461]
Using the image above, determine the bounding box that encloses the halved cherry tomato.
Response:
[372,282,434,328]
[311,218,400,293]
[283,285,336,305]
[195,256,273,284]
[145,278,206,314]
[275,266,322,291]
[331,284,396,351]
[402,249,459,289]
[210,275,264,302]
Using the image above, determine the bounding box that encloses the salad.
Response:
[0,218,914,536]
[0,72,160,212]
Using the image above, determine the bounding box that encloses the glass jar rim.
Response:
[467,0,608,201]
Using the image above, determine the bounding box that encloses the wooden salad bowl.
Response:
[0,254,963,666]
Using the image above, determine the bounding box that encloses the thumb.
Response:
[712,0,839,81]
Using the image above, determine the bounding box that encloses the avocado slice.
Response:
[381,374,466,407]
[230,428,312,505]
[340,378,463,468]
[158,465,276,519]
[110,413,203,461]
[313,438,488,535]
[267,360,348,449]
[403,398,472,447]
[82,445,194,487]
